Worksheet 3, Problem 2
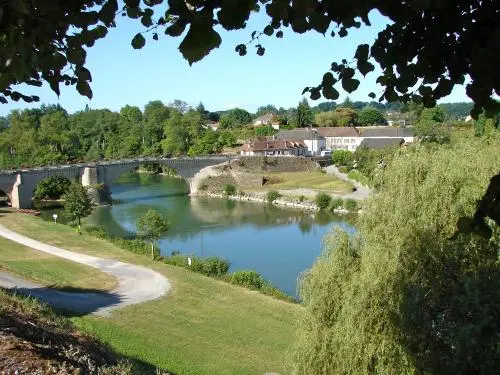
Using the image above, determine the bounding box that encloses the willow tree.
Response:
[294,135,500,374]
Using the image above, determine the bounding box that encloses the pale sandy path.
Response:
[0,224,170,316]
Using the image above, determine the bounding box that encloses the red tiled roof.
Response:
[316,127,359,137]
[242,140,307,152]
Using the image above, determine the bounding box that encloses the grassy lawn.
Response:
[0,236,117,291]
[250,171,352,193]
[0,212,301,375]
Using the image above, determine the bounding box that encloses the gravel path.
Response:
[0,224,170,316]
[324,165,372,200]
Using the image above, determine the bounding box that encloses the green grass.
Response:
[0,236,116,291]
[252,171,352,193]
[0,212,301,375]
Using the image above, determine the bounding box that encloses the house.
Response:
[317,127,360,152]
[253,113,282,129]
[357,127,414,143]
[203,121,219,131]
[274,129,326,156]
[240,140,308,156]
[358,138,405,149]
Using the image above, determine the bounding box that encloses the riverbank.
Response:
[200,191,356,214]
[0,212,301,374]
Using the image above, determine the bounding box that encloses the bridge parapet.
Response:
[0,156,235,208]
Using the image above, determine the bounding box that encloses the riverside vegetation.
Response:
[293,133,500,374]
[83,225,294,302]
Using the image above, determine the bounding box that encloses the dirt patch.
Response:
[0,291,129,374]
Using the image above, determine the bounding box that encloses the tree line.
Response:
[0,99,483,170]
[0,101,237,169]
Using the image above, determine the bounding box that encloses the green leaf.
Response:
[338,27,347,37]
[357,61,375,76]
[256,45,265,56]
[341,78,360,93]
[76,80,93,99]
[131,33,146,49]
[124,0,140,8]
[98,0,118,25]
[368,92,376,99]
[322,84,340,100]
[310,87,321,100]
[276,30,283,38]
[67,48,86,65]
[165,21,186,37]
[322,72,336,86]
[354,44,370,61]
[263,25,274,36]
[179,22,222,65]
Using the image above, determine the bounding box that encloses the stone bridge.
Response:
[0,156,233,208]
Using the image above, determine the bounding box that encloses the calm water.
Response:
[40,173,357,296]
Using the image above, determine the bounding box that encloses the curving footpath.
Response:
[0,224,170,316]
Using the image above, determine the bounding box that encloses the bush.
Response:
[344,198,358,212]
[298,195,306,203]
[315,192,332,210]
[332,150,353,166]
[33,176,71,200]
[230,270,263,289]
[329,198,343,211]
[266,190,281,203]
[224,184,236,196]
[338,166,348,174]
[163,254,230,277]
[192,257,230,277]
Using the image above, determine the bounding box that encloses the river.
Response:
[40,173,357,296]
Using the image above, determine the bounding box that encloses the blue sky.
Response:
[0,10,470,116]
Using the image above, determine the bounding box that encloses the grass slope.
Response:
[255,171,352,193]
[0,212,301,375]
[0,236,117,291]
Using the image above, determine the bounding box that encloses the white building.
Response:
[317,127,361,151]
[274,129,326,156]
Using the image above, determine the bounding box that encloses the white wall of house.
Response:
[325,137,360,152]
[303,138,326,156]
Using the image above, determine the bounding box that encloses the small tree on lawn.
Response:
[63,181,94,227]
[137,209,169,259]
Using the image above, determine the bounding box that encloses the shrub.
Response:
[192,257,230,277]
[298,195,306,203]
[163,254,230,277]
[344,198,358,212]
[230,270,263,289]
[329,198,343,211]
[224,184,236,196]
[266,190,281,203]
[315,192,332,210]
[332,150,353,166]
[338,166,348,174]
[33,176,71,200]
